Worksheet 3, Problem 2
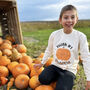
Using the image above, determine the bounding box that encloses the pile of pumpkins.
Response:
[0,37,55,90]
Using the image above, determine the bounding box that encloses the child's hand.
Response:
[33,63,44,70]
[85,81,90,90]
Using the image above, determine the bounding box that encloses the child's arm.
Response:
[79,33,90,89]
[41,32,54,65]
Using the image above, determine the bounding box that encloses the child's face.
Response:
[59,10,78,33]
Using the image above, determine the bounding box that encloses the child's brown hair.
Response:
[60,5,78,18]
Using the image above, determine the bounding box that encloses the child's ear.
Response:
[59,18,61,24]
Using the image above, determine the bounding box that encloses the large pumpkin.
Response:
[0,66,9,77]
[35,85,54,90]
[12,63,30,78]
[29,75,40,89]
[15,74,29,89]
[19,55,33,67]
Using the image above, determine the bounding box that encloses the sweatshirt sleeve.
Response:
[79,33,90,81]
[41,32,54,65]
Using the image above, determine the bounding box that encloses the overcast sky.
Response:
[17,0,90,21]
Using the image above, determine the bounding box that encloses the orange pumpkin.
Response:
[12,63,30,78]
[0,77,8,86]
[2,49,12,56]
[29,75,40,89]
[15,74,29,89]
[33,58,41,64]
[5,35,15,43]
[30,65,44,77]
[0,56,11,66]
[19,55,33,67]
[16,44,27,53]
[35,85,54,90]
[7,61,19,73]
[38,53,44,58]
[0,66,9,77]
[50,81,56,89]
[0,43,12,50]
[3,40,12,45]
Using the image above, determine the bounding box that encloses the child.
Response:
[34,5,90,90]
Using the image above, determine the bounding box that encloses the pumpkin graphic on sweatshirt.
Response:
[56,48,71,61]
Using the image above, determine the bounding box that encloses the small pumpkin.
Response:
[50,81,56,89]
[2,49,12,56]
[0,66,9,77]
[35,85,54,90]
[16,44,27,53]
[0,56,11,66]
[38,53,44,58]
[3,40,12,45]
[15,74,29,89]
[29,75,40,89]
[0,43,12,50]
[0,77,8,86]
[30,65,44,77]
[33,58,41,64]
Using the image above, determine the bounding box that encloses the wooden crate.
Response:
[0,0,23,44]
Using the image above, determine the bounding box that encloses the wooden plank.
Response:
[0,0,16,2]
[13,7,23,44]
[0,1,16,8]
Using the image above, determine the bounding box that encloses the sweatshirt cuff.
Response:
[41,60,46,65]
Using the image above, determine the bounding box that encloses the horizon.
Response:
[20,19,90,22]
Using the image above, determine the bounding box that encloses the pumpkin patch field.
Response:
[0,20,90,90]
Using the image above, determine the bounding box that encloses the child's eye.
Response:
[64,17,68,19]
[71,16,75,19]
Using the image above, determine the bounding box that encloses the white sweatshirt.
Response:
[41,29,90,81]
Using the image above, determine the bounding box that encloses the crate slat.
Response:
[0,0,23,44]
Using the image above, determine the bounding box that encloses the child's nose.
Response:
[68,18,72,22]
